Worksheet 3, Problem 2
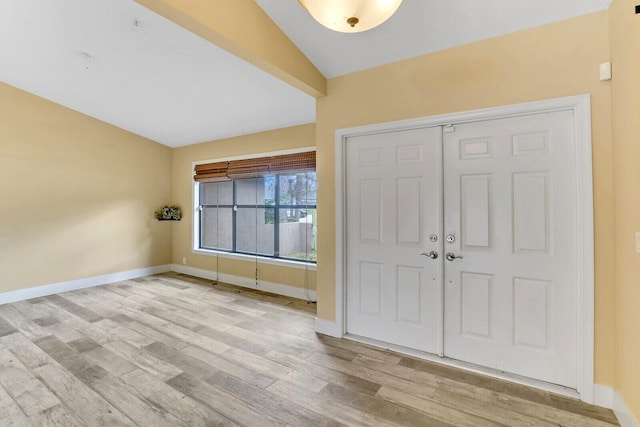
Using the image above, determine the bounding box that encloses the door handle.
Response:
[445,252,464,262]
[420,251,438,260]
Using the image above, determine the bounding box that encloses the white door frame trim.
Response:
[332,94,595,403]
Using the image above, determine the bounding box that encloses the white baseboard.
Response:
[170,264,317,302]
[614,389,639,427]
[594,384,615,409]
[0,265,172,305]
[0,263,317,306]
[594,384,638,427]
[314,317,342,337]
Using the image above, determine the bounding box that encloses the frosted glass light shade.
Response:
[298,0,404,33]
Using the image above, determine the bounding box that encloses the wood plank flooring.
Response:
[0,273,620,426]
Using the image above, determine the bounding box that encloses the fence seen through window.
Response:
[198,172,317,262]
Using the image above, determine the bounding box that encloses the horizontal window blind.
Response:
[194,151,315,182]
[193,161,231,183]
[270,152,316,173]
[226,158,271,180]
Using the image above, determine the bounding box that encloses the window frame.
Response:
[192,148,317,268]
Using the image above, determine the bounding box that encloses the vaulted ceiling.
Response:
[0,0,611,147]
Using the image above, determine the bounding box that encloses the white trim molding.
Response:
[0,265,172,305]
[191,146,317,256]
[171,264,317,301]
[332,94,595,403]
[594,384,616,409]
[314,318,342,337]
[613,389,640,427]
[0,262,317,311]
[594,385,639,427]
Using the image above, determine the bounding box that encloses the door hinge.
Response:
[443,124,455,133]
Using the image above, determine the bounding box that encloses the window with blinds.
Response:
[194,151,317,263]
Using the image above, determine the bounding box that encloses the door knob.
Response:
[420,251,438,259]
[445,252,464,261]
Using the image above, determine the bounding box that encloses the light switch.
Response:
[636,232,640,253]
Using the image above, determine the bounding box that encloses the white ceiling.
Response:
[0,0,315,147]
[1,0,611,147]
[258,0,612,78]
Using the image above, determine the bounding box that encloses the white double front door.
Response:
[346,110,578,388]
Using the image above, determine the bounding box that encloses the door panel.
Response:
[346,127,443,354]
[513,172,549,253]
[460,272,493,340]
[443,111,577,388]
[397,178,422,244]
[358,180,383,242]
[513,277,550,349]
[460,174,492,249]
[359,262,382,315]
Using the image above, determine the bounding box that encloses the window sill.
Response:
[191,249,317,271]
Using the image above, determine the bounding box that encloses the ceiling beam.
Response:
[135,0,326,98]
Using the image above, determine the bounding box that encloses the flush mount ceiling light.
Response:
[297,0,404,33]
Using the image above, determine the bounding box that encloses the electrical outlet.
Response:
[599,62,612,81]
[182,257,187,265]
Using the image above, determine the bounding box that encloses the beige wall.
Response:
[315,11,616,386]
[170,124,316,290]
[610,0,640,419]
[0,83,172,292]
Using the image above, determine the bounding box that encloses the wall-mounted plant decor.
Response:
[155,205,182,221]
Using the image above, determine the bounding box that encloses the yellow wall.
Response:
[315,11,616,386]
[170,124,316,290]
[610,0,640,419]
[0,83,172,292]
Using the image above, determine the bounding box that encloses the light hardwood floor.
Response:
[0,273,619,426]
